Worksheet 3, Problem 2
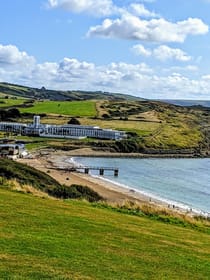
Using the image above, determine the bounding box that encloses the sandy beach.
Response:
[19,149,154,204]
[18,148,209,219]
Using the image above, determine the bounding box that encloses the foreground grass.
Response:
[0,188,210,279]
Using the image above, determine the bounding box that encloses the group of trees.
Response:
[0,108,81,124]
[0,108,21,121]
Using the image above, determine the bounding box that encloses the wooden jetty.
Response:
[47,166,119,177]
[77,166,119,177]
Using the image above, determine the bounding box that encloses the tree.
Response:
[7,108,21,118]
[0,108,20,121]
[102,113,110,119]
[68,117,81,125]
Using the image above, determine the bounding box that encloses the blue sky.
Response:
[1,0,210,99]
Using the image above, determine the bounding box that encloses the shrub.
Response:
[0,159,102,202]
[68,117,81,125]
[48,184,103,202]
[102,113,110,119]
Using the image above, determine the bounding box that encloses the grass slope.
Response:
[0,188,210,280]
[0,159,61,191]
[0,98,26,108]
[0,159,102,202]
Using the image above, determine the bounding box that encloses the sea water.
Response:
[72,157,210,215]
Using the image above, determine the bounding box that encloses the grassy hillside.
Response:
[0,98,26,107]
[0,159,102,202]
[0,82,141,101]
[0,83,209,154]
[0,158,61,191]
[0,187,210,279]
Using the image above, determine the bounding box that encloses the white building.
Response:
[0,143,27,159]
[0,116,126,140]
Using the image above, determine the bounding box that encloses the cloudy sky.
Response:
[1,0,210,99]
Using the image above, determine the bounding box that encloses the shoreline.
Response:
[19,148,210,218]
[67,156,210,218]
[47,147,210,159]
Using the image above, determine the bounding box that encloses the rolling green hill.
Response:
[0,82,141,101]
[0,82,209,155]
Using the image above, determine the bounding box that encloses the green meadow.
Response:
[20,100,97,117]
[0,187,210,280]
[0,98,26,107]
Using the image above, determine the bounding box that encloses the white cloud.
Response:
[47,0,116,17]
[185,65,198,71]
[140,0,156,2]
[132,44,151,57]
[87,14,208,43]
[129,3,158,18]
[153,45,191,61]
[1,44,210,99]
[32,62,59,83]
[132,44,191,61]
[47,0,159,18]
[201,74,210,80]
[0,44,35,66]
[59,57,95,71]
[163,65,198,73]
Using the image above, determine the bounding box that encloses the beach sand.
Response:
[19,150,151,204]
[18,148,198,216]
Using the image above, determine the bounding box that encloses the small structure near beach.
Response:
[0,143,28,159]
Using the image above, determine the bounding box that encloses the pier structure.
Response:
[76,166,119,177]
[48,166,119,177]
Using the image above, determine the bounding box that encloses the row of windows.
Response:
[43,127,119,139]
[0,123,125,140]
[0,124,26,132]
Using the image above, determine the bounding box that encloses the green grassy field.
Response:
[12,135,69,150]
[0,188,210,280]
[0,98,26,107]
[145,123,202,148]
[81,118,160,136]
[144,112,203,149]
[20,100,97,117]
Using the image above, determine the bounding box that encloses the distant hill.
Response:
[0,82,143,101]
[160,99,210,108]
